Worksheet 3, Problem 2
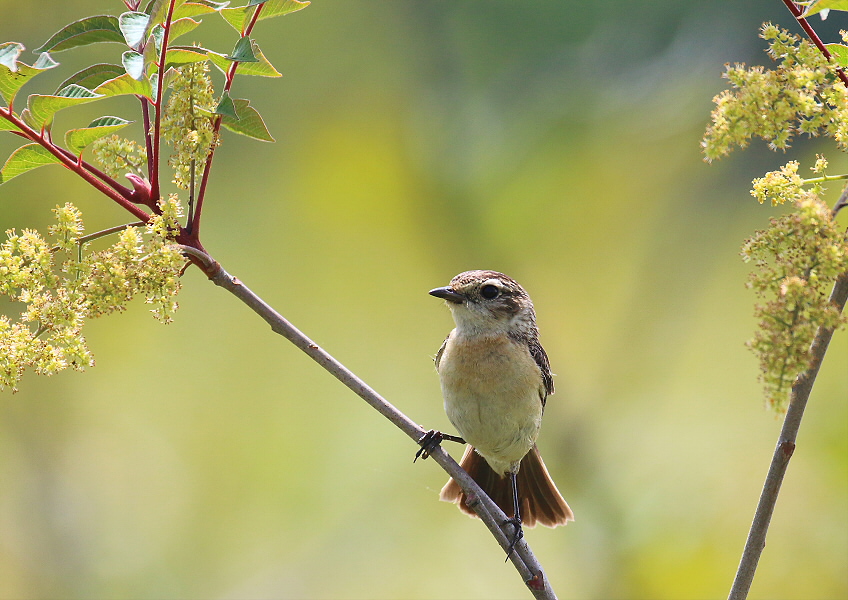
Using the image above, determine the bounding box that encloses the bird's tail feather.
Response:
[439,445,573,528]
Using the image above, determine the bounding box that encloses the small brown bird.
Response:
[420,270,573,553]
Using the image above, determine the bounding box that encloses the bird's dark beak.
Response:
[429,286,465,304]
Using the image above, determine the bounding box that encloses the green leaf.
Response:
[146,0,193,39]
[150,24,166,54]
[122,50,145,80]
[0,42,24,72]
[94,73,154,100]
[803,0,848,17]
[214,91,238,118]
[0,119,21,132]
[64,116,132,154]
[24,84,104,129]
[56,64,125,93]
[227,36,259,62]
[0,144,61,185]
[34,16,124,54]
[207,41,279,76]
[0,50,59,105]
[145,0,169,32]
[88,116,133,128]
[143,33,160,76]
[169,17,202,43]
[173,2,220,19]
[165,47,210,67]
[220,0,308,32]
[219,98,273,141]
[257,0,309,18]
[149,73,160,101]
[33,53,59,70]
[219,5,251,31]
[119,11,150,48]
[825,43,848,68]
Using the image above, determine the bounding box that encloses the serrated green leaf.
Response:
[56,64,124,93]
[94,73,154,100]
[122,50,145,80]
[24,85,104,129]
[248,0,267,5]
[220,98,273,141]
[227,36,259,62]
[34,16,124,54]
[165,47,210,67]
[64,117,132,154]
[207,41,279,77]
[1,53,59,106]
[0,42,24,72]
[173,2,220,19]
[214,91,238,118]
[0,144,61,184]
[119,12,150,48]
[169,17,202,43]
[825,43,848,68]
[803,0,848,17]
[220,0,308,32]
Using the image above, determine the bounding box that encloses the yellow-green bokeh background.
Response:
[1,2,846,599]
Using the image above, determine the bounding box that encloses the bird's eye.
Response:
[480,284,500,299]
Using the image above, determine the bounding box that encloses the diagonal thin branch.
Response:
[728,270,848,600]
[179,246,558,599]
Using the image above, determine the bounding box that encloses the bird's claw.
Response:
[504,516,524,561]
[414,429,442,462]
[414,429,465,462]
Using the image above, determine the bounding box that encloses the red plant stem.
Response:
[0,107,151,222]
[149,0,179,205]
[781,0,848,87]
[52,145,135,198]
[189,4,265,238]
[141,96,155,182]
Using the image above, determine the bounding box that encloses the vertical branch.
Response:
[141,97,155,180]
[149,0,179,204]
[728,271,848,600]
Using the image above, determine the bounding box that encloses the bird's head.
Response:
[429,270,537,338]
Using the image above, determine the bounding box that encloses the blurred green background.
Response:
[1,1,846,599]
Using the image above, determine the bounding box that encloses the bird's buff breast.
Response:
[438,332,543,474]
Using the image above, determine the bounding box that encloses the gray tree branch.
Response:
[180,246,558,600]
[728,270,848,600]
